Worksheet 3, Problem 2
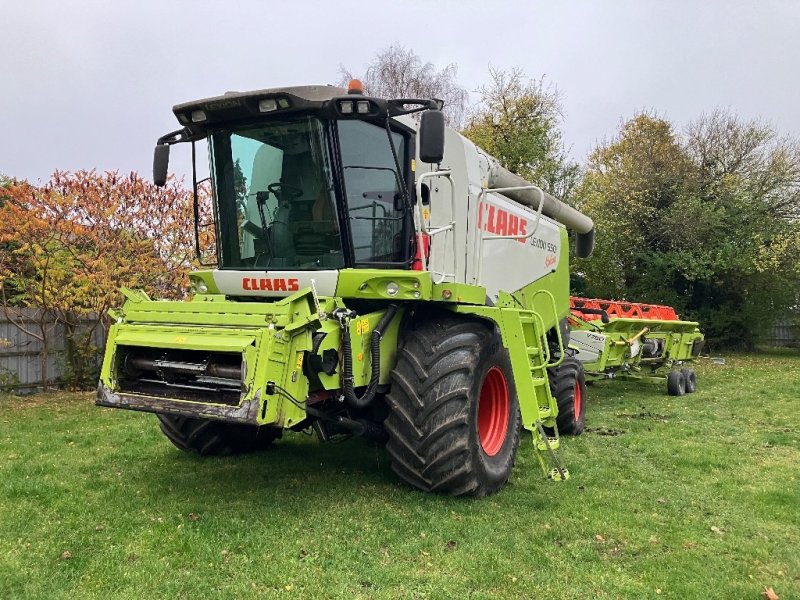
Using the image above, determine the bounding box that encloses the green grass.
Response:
[1,351,798,599]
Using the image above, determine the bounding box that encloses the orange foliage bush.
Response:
[0,170,197,313]
[0,170,201,387]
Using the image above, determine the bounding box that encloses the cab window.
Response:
[338,120,408,265]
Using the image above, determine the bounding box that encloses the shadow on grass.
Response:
[109,423,553,516]
[114,431,435,513]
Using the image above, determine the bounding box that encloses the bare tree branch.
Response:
[339,44,469,129]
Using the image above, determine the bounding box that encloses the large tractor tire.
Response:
[547,357,587,436]
[157,414,281,457]
[385,317,521,497]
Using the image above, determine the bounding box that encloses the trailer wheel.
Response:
[547,357,587,436]
[681,368,697,393]
[666,371,686,396]
[385,317,520,497]
[157,414,281,456]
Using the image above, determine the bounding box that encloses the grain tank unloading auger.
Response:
[97,80,595,496]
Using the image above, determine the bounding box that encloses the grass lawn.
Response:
[0,351,798,599]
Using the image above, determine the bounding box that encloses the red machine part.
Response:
[570,296,679,321]
[411,233,431,271]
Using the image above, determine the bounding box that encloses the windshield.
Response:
[210,116,344,269]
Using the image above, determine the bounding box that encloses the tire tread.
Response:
[157,414,280,456]
[547,357,586,436]
[385,316,520,497]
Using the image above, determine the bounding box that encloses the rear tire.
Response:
[547,357,587,436]
[157,414,281,456]
[666,371,686,396]
[681,368,697,393]
[385,317,521,497]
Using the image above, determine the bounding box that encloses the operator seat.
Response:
[280,150,338,262]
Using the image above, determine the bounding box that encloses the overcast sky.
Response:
[2,0,799,184]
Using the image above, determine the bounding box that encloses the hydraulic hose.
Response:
[341,304,398,409]
[305,406,388,442]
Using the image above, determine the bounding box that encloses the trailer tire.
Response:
[547,357,586,436]
[385,317,520,497]
[157,414,281,456]
[666,371,686,396]
[681,368,697,393]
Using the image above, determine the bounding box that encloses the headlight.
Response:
[258,99,278,112]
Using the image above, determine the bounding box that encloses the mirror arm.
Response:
[157,127,193,146]
[386,98,442,116]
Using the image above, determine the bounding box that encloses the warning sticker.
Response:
[356,318,370,335]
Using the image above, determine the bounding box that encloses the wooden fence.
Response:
[0,309,106,393]
[764,319,798,348]
[0,308,796,392]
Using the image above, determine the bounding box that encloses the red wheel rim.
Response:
[478,367,510,456]
[573,380,582,420]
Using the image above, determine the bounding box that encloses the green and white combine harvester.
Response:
[568,297,705,406]
[97,80,598,496]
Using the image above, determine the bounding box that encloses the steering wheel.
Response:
[267,182,303,203]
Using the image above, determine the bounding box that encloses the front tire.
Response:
[157,415,281,456]
[385,317,521,497]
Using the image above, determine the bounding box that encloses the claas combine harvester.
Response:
[97,81,599,496]
[568,297,705,404]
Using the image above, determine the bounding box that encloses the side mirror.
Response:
[153,144,170,187]
[419,110,445,164]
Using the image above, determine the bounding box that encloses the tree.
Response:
[576,113,694,301]
[576,111,800,349]
[0,174,11,202]
[684,110,800,345]
[686,109,800,221]
[0,187,78,389]
[462,68,581,203]
[339,44,469,128]
[0,171,198,388]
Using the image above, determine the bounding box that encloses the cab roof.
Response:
[172,85,348,128]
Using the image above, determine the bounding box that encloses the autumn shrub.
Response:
[0,171,198,387]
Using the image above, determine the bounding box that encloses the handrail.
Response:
[414,170,457,283]
[531,309,551,367]
[474,184,546,286]
[532,289,565,368]
[479,185,547,241]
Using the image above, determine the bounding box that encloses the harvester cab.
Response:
[97,81,596,496]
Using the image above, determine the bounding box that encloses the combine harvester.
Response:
[568,296,705,397]
[96,80,598,496]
